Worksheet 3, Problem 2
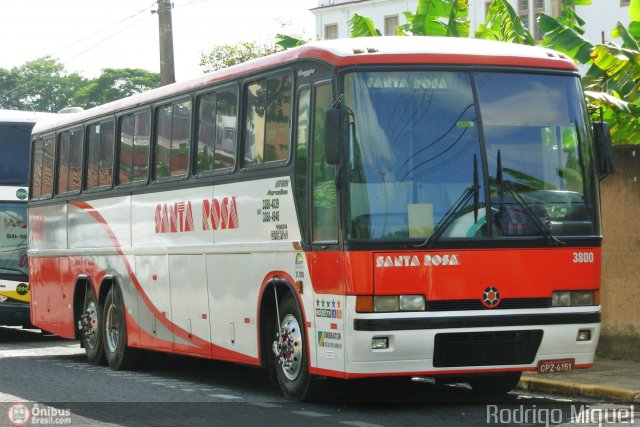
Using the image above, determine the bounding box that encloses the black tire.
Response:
[274,293,315,401]
[80,286,105,365]
[467,372,522,396]
[102,286,140,370]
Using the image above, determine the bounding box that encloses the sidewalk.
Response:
[519,359,640,402]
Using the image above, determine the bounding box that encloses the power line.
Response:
[0,4,157,103]
[60,13,155,66]
[46,3,156,59]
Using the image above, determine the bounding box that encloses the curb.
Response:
[518,376,640,402]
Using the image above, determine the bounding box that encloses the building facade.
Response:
[311,0,631,45]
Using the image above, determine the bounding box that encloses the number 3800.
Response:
[572,252,594,263]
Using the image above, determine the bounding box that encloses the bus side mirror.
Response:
[592,121,614,179]
[325,107,347,165]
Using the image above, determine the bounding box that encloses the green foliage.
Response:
[0,57,160,112]
[350,13,382,37]
[398,0,469,37]
[275,34,307,49]
[199,41,281,73]
[475,0,534,45]
[72,68,161,109]
[538,0,640,144]
[0,57,86,112]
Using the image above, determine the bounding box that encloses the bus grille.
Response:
[433,330,543,367]
[427,298,551,311]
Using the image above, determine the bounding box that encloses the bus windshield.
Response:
[0,203,28,278]
[0,124,31,184]
[344,70,598,242]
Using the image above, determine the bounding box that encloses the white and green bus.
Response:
[0,109,54,327]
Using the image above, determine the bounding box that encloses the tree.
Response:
[0,58,160,112]
[199,41,281,73]
[72,68,161,109]
[0,57,86,112]
[539,0,640,144]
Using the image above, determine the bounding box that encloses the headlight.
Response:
[552,290,596,307]
[572,291,594,306]
[399,295,426,311]
[356,295,427,313]
[552,291,571,307]
[374,296,399,312]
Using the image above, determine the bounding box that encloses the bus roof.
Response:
[0,109,57,125]
[32,36,578,134]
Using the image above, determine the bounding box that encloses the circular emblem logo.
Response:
[16,283,29,296]
[482,286,501,308]
[16,188,28,200]
[7,403,30,426]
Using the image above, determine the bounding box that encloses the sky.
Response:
[0,0,317,82]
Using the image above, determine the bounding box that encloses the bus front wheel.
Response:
[102,286,139,370]
[272,293,313,401]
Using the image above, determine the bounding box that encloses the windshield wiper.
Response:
[496,150,564,247]
[416,155,480,249]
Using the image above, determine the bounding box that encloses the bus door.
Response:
[294,62,347,373]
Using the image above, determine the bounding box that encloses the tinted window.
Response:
[57,132,70,193]
[56,128,83,194]
[155,100,192,179]
[0,124,31,183]
[196,87,238,174]
[86,121,115,190]
[295,87,311,241]
[41,136,55,197]
[68,129,83,192]
[244,73,292,166]
[31,138,44,198]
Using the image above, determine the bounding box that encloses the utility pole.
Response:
[156,0,176,85]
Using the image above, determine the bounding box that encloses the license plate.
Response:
[536,358,575,374]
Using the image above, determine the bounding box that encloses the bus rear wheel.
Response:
[272,293,314,401]
[80,286,105,365]
[102,286,139,370]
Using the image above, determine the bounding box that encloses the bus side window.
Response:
[119,114,135,185]
[99,121,115,187]
[31,138,44,198]
[86,121,114,190]
[57,131,70,194]
[132,110,150,182]
[312,82,338,242]
[243,73,292,166]
[59,127,83,193]
[41,136,55,197]
[196,92,217,174]
[68,128,83,192]
[155,99,191,179]
[86,124,101,189]
[215,87,238,169]
[295,87,311,242]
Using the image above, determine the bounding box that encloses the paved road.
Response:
[0,327,632,426]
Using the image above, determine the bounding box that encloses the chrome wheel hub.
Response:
[272,314,303,380]
[80,302,99,349]
[104,302,120,353]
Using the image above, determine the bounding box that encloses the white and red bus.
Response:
[0,109,55,328]
[29,37,607,400]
